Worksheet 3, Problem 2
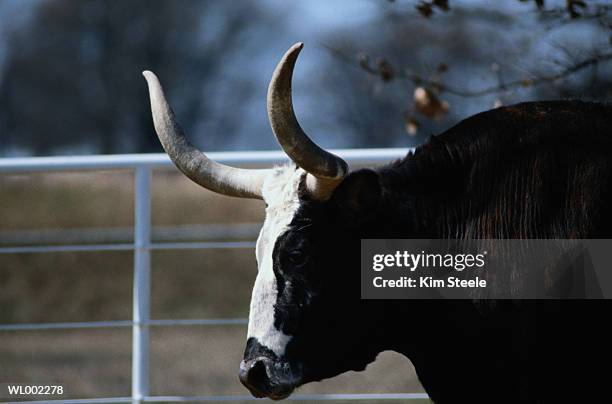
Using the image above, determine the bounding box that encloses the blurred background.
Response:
[1,0,611,402]
[1,0,611,156]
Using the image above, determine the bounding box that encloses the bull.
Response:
[143,43,612,403]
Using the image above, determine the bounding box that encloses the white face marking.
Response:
[247,165,305,357]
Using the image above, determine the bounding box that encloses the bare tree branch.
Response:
[324,44,612,98]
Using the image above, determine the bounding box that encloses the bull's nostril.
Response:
[239,357,295,400]
[239,358,271,397]
[248,359,269,387]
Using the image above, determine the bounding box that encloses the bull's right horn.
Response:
[143,71,271,199]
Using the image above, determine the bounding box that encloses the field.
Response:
[0,169,427,402]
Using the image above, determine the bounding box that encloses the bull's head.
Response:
[143,43,384,400]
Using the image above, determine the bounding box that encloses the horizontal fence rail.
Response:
[0,148,427,404]
[0,148,410,172]
[0,318,249,332]
[6,393,431,404]
[0,223,262,245]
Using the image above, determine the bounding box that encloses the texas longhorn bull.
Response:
[143,43,612,403]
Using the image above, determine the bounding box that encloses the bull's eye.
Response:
[287,250,302,265]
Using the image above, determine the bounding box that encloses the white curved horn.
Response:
[143,71,271,199]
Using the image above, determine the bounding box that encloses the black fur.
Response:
[245,101,612,403]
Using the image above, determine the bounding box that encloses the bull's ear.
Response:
[332,169,381,223]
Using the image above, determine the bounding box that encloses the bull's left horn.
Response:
[267,43,348,199]
[143,70,271,199]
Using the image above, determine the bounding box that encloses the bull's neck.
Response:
[359,196,434,239]
[345,184,445,357]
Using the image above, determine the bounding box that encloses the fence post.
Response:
[133,166,151,404]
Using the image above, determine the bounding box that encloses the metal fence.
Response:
[0,148,428,404]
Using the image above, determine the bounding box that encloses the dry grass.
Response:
[0,171,426,402]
